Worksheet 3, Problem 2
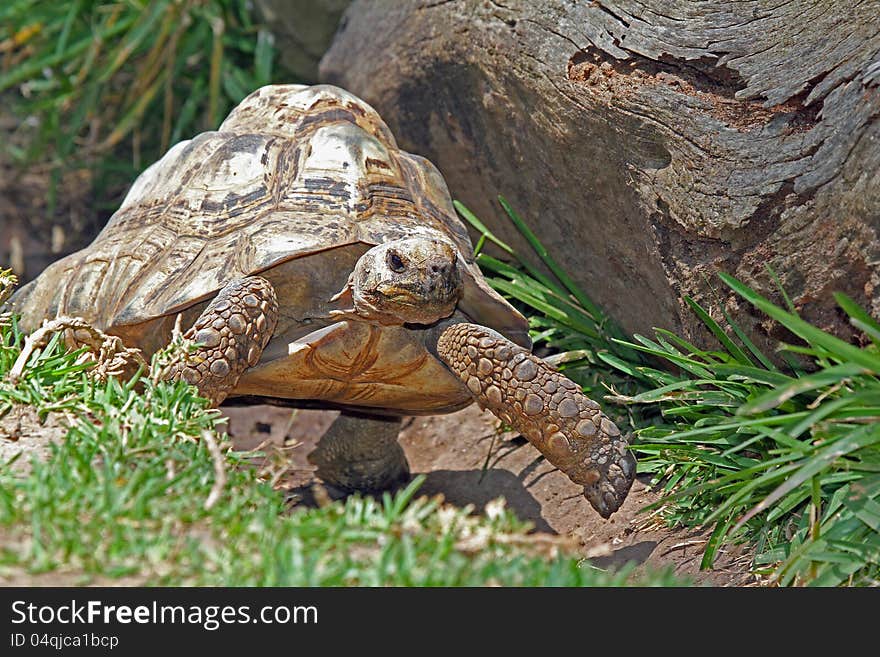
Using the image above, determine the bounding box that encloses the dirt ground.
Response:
[0,406,69,477]
[221,403,757,586]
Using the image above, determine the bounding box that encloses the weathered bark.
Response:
[319,1,880,349]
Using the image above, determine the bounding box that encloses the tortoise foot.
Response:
[167,276,279,406]
[436,323,636,518]
[308,413,410,491]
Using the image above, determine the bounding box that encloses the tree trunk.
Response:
[319,0,880,350]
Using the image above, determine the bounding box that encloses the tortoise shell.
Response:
[12,84,529,415]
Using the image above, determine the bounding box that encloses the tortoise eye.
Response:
[387,251,406,273]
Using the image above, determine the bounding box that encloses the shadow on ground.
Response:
[220,404,756,586]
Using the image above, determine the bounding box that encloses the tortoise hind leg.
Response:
[308,413,409,491]
[167,276,278,406]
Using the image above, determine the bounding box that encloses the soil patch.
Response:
[221,403,757,586]
[0,406,69,476]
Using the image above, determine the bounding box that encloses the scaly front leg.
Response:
[166,276,278,406]
[436,323,636,518]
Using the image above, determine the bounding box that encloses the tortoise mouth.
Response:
[372,287,420,305]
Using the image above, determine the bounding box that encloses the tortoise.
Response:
[8,84,635,518]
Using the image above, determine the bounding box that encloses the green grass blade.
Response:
[843,492,880,533]
[720,273,880,372]
[254,28,274,86]
[834,292,880,342]
[498,195,605,321]
[457,201,566,295]
[733,424,880,531]
[721,306,779,371]
[684,296,754,366]
[738,362,866,415]
[0,15,137,92]
[766,264,797,314]
[712,364,793,387]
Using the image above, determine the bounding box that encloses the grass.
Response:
[460,197,880,587]
[0,269,683,586]
[0,0,281,216]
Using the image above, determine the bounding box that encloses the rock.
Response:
[320,1,880,350]
[254,0,351,82]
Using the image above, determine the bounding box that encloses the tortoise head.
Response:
[337,237,463,326]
